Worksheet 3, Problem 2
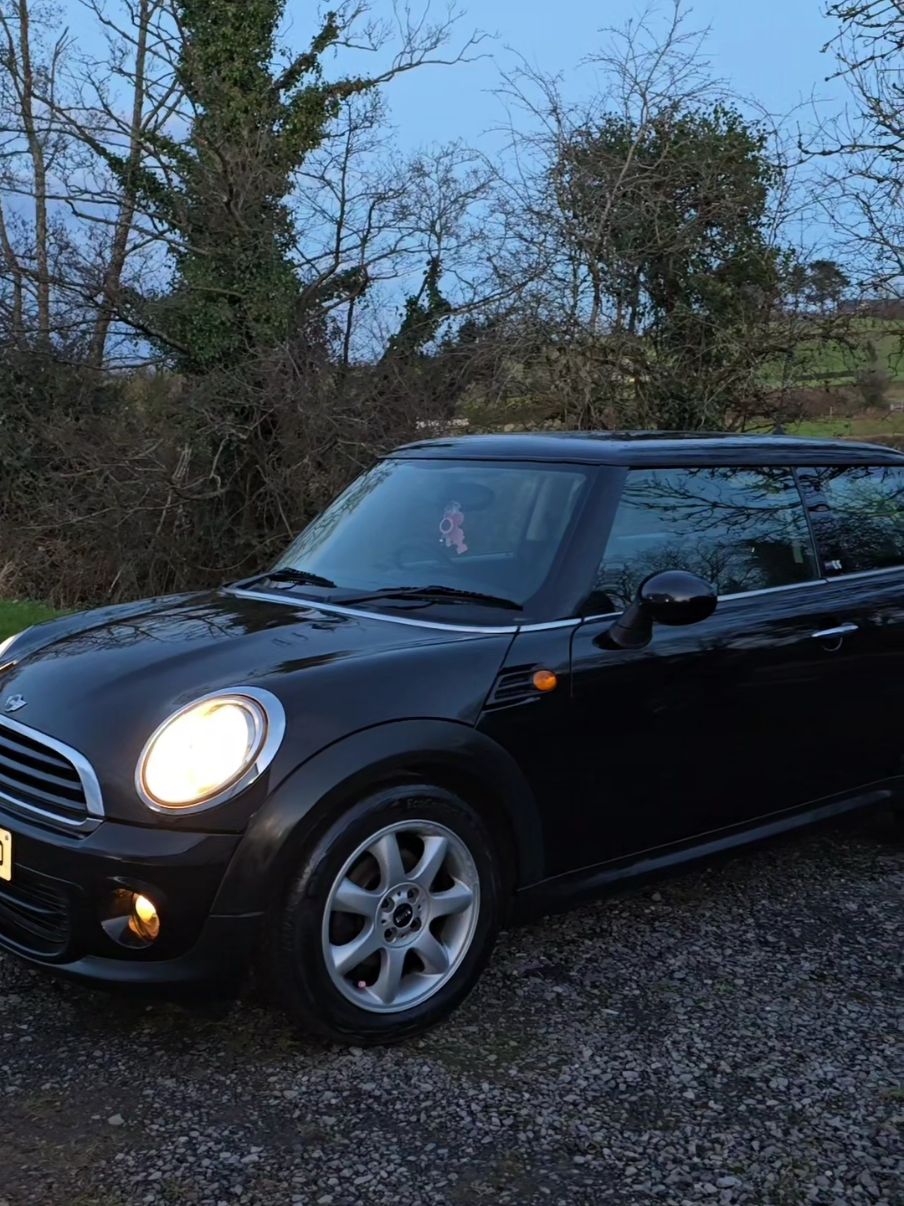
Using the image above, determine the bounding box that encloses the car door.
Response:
[558,462,874,876]
[795,462,904,788]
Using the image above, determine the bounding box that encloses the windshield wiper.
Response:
[238,572,523,612]
[238,567,338,590]
[338,585,523,612]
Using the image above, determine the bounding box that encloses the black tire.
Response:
[264,784,504,1045]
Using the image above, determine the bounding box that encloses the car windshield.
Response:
[269,459,592,610]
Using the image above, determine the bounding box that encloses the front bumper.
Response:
[0,808,259,993]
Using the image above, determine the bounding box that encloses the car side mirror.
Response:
[598,570,718,651]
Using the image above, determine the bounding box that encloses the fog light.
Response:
[128,894,160,942]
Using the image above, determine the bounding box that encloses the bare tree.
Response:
[0,0,71,346]
[470,0,814,431]
[291,92,503,370]
[0,0,180,359]
[78,0,176,366]
[489,1,720,332]
[815,2,904,294]
[0,0,493,365]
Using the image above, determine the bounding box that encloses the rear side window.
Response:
[802,465,904,575]
[592,466,818,611]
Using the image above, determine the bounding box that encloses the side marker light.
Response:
[533,670,558,693]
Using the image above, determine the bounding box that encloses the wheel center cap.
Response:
[393,902,414,928]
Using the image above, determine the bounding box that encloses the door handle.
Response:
[811,624,859,640]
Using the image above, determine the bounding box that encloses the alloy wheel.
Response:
[321,819,480,1013]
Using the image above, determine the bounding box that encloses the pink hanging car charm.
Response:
[440,501,468,555]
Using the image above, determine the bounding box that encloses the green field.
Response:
[788,412,904,441]
[796,318,904,384]
[763,318,904,398]
[0,599,61,642]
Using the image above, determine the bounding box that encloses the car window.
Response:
[592,466,819,612]
[801,464,904,576]
[274,459,591,606]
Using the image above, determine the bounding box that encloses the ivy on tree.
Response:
[110,3,376,373]
[557,104,788,427]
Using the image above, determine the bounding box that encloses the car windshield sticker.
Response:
[440,500,468,555]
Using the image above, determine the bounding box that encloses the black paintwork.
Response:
[1,431,902,992]
[601,569,718,649]
[0,593,514,831]
[392,431,904,466]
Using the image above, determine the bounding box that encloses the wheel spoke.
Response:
[330,924,381,978]
[411,834,448,890]
[372,946,406,1005]
[413,929,450,976]
[370,831,405,889]
[429,879,474,918]
[332,877,380,919]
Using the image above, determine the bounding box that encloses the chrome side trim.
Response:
[522,619,582,632]
[134,686,287,816]
[250,563,901,635]
[0,714,104,834]
[719,578,828,601]
[227,588,522,634]
[726,566,904,592]
[824,565,904,584]
[228,587,584,634]
[582,577,831,623]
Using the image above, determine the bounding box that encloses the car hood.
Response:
[0,590,512,828]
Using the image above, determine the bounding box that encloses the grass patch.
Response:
[0,599,62,641]
[780,318,904,387]
[761,318,904,394]
[787,410,904,441]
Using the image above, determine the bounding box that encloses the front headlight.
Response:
[0,629,26,663]
[136,689,285,812]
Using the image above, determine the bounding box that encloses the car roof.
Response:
[390,431,904,467]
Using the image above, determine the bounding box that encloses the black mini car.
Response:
[1,431,903,1044]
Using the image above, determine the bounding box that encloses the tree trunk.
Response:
[16,0,51,348]
[88,0,152,369]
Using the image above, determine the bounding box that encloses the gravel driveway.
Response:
[1,813,901,1206]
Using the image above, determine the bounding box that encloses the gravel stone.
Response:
[0,812,901,1205]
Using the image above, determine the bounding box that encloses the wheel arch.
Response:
[211,718,546,919]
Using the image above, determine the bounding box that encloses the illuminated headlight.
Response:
[0,629,26,662]
[136,690,285,812]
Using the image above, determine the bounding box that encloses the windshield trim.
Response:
[225,587,580,634]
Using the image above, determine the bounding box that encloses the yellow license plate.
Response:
[0,827,10,882]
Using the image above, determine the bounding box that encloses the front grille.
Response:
[0,717,102,831]
[0,724,86,818]
[0,868,71,956]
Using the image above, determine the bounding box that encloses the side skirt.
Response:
[513,787,894,923]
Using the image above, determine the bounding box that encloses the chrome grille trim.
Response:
[0,715,103,834]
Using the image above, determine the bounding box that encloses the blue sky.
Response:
[59,1,846,150]
[374,0,846,150]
